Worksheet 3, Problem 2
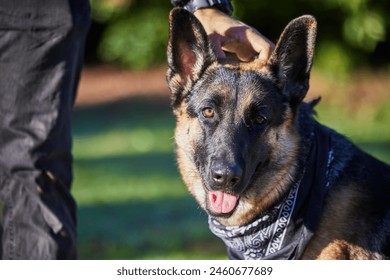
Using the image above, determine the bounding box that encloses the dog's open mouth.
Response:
[207,190,239,215]
[203,161,265,217]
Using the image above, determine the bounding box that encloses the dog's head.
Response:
[167,8,316,226]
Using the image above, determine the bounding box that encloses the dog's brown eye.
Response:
[254,116,266,125]
[202,108,215,118]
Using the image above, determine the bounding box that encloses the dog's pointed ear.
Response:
[267,15,317,107]
[167,8,217,108]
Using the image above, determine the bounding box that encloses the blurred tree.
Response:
[231,0,389,78]
[87,0,390,76]
[89,0,171,68]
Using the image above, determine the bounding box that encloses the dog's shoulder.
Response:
[301,106,390,259]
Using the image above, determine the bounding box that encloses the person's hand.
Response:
[194,8,274,63]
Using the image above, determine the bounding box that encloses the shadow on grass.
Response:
[75,152,179,178]
[355,141,390,163]
[77,197,226,260]
[73,95,174,137]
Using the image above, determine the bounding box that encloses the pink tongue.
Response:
[208,191,239,214]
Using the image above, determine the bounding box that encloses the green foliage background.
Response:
[89,0,390,76]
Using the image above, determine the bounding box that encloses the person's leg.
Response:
[0,0,90,259]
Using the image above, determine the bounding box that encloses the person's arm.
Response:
[171,0,274,62]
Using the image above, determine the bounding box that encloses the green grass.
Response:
[315,101,390,163]
[72,94,389,260]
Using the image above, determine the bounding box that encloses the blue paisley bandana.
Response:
[208,107,353,260]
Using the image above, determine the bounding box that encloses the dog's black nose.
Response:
[211,161,242,189]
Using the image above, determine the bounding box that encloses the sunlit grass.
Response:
[73,128,174,159]
[315,102,390,163]
[72,129,184,204]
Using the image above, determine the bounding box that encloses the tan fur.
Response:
[312,239,382,260]
[174,104,207,209]
[218,57,267,72]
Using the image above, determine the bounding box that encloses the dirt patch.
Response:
[76,65,390,110]
[76,65,170,106]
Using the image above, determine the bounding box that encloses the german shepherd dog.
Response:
[166,8,390,260]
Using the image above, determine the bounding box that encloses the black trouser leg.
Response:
[0,0,90,259]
